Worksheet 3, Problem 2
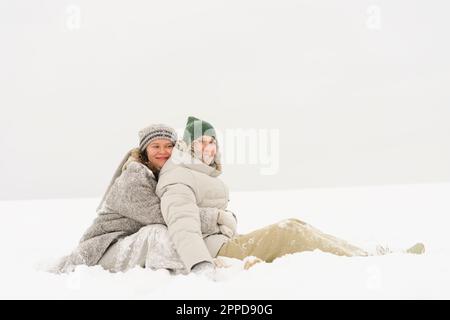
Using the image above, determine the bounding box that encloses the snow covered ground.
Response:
[1,182,449,299]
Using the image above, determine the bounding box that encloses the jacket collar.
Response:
[161,140,222,177]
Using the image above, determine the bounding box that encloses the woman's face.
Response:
[193,136,217,165]
[145,139,174,169]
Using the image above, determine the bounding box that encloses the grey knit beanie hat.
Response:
[138,124,178,152]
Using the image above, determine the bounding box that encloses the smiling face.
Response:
[145,139,175,169]
[192,136,217,165]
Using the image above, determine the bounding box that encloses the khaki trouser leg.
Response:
[218,218,368,262]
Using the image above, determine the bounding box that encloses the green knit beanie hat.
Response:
[182,116,217,145]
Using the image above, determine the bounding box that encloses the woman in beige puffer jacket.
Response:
[157,117,425,273]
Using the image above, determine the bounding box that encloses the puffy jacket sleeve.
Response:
[157,181,214,271]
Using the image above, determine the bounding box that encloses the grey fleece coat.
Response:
[54,149,224,273]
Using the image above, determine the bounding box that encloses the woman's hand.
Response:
[217,210,237,238]
[213,257,230,268]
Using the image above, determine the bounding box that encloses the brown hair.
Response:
[125,148,161,179]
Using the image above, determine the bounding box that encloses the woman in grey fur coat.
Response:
[55,124,235,274]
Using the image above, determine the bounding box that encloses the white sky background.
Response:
[0,0,449,200]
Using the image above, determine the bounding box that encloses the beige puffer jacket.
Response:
[156,140,234,271]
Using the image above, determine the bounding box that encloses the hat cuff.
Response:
[139,132,177,152]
